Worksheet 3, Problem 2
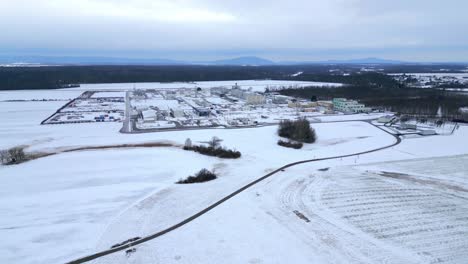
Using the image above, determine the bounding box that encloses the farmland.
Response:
[0,82,467,264]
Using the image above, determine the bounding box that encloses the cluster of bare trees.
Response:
[184,136,241,159]
[0,147,27,165]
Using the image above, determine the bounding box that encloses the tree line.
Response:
[277,72,468,117]
[3,64,467,90]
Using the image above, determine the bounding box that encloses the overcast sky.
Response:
[1,0,468,61]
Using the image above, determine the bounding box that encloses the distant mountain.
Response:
[0,55,412,66]
[0,55,277,66]
[320,57,407,65]
[0,56,185,65]
[208,56,275,66]
[278,57,408,65]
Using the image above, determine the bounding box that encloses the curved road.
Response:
[66,122,401,264]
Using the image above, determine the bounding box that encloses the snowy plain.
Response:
[0,90,82,101]
[0,88,467,264]
[68,79,343,92]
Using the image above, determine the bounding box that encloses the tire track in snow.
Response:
[275,173,395,263]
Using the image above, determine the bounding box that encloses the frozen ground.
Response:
[0,90,81,101]
[118,155,467,264]
[315,113,387,122]
[390,73,468,78]
[90,91,126,98]
[391,73,468,89]
[66,80,343,92]
[0,90,467,264]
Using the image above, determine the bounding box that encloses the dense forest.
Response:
[1,65,467,117]
[0,65,336,90]
[1,64,467,90]
[0,65,281,90]
[277,73,468,117]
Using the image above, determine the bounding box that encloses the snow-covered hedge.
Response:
[177,169,217,184]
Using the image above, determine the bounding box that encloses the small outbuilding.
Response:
[419,129,436,136]
[378,116,394,123]
[399,123,417,130]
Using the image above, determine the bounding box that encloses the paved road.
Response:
[66,121,401,264]
[120,91,133,133]
[123,113,385,134]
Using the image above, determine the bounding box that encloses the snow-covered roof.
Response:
[141,109,157,119]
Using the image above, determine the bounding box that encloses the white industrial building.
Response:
[246,94,266,105]
[272,95,291,104]
[141,109,157,122]
[230,88,245,99]
[398,123,417,130]
[171,109,185,118]
[333,98,371,113]
[378,115,394,123]
[210,87,229,96]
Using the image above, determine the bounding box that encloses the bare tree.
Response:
[0,149,9,165]
[184,138,192,148]
[0,147,27,165]
[8,147,26,164]
[208,136,222,149]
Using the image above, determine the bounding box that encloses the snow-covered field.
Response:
[391,73,468,78]
[0,90,81,101]
[90,91,126,98]
[66,79,343,92]
[92,131,468,264]
[1,89,467,264]
[391,73,468,89]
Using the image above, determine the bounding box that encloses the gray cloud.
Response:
[1,0,467,61]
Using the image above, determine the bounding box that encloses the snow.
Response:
[67,99,125,112]
[315,112,387,122]
[150,99,180,111]
[137,121,176,129]
[391,73,468,89]
[390,73,468,78]
[63,80,343,93]
[291,71,303,77]
[131,95,190,111]
[1,89,468,264]
[95,149,468,264]
[204,96,230,105]
[0,90,81,101]
[91,91,125,98]
[0,63,53,67]
[0,148,219,264]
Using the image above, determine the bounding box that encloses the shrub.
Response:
[0,150,8,164]
[277,140,303,149]
[0,147,28,165]
[183,138,241,159]
[177,168,217,184]
[278,118,316,143]
[184,145,241,159]
[184,138,192,148]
